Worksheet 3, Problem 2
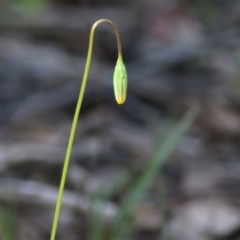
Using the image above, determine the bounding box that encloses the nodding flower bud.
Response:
[113,56,128,104]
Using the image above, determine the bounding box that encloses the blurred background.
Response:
[1,0,240,239]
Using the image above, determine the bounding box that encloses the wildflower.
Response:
[113,56,128,104]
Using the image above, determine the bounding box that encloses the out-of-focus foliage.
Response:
[10,0,49,15]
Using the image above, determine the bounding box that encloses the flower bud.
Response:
[113,56,128,104]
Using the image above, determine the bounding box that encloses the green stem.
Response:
[50,19,123,240]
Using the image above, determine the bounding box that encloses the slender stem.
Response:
[50,19,123,240]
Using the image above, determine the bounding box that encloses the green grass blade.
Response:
[110,108,198,240]
[0,206,17,240]
[89,189,110,240]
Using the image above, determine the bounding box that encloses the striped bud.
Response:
[113,56,128,104]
